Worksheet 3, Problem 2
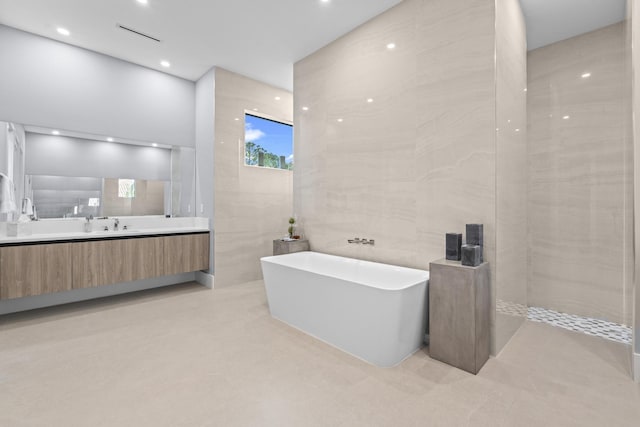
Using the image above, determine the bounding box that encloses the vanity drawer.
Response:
[162,233,209,275]
[71,237,165,289]
[0,243,73,299]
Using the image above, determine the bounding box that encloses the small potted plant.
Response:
[288,217,296,239]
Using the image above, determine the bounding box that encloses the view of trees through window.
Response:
[118,179,135,198]
[244,113,293,170]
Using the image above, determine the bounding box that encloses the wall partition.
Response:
[526,19,633,327]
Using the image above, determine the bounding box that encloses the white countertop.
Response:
[0,216,210,245]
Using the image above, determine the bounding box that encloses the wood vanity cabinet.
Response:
[0,243,73,299]
[0,232,209,299]
[72,237,165,289]
[162,233,209,275]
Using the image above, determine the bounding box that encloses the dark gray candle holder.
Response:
[446,233,463,261]
[466,224,483,247]
[461,244,483,267]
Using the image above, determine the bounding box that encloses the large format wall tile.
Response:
[494,0,528,353]
[294,0,522,354]
[214,68,293,287]
[633,0,640,358]
[527,23,633,325]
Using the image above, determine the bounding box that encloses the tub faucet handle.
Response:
[348,237,362,244]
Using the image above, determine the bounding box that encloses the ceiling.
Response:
[0,0,628,91]
[0,0,403,91]
[520,0,627,50]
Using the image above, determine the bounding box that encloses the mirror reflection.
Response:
[28,175,168,219]
[0,121,195,221]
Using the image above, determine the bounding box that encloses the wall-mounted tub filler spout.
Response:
[347,238,375,245]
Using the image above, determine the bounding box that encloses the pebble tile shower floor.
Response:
[497,300,632,344]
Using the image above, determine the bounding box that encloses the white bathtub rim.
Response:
[261,251,429,291]
[269,313,425,368]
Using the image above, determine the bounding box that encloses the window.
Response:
[244,113,293,170]
[88,197,100,207]
[118,179,135,198]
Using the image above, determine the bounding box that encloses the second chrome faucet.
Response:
[347,237,375,246]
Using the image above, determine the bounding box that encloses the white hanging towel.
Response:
[0,172,17,214]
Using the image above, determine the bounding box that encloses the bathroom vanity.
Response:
[0,217,209,301]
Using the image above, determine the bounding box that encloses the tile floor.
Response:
[1,280,639,427]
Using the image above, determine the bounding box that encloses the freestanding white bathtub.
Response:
[260,251,429,367]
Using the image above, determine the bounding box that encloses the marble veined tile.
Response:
[527,22,632,325]
[294,0,510,352]
[494,0,528,354]
[214,68,293,287]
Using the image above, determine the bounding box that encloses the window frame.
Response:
[243,110,293,171]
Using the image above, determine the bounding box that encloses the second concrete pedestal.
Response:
[428,259,490,374]
[273,239,310,256]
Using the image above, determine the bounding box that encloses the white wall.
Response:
[0,24,195,147]
[195,68,216,273]
[26,133,171,181]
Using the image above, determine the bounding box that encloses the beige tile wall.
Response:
[294,0,515,353]
[632,0,640,358]
[495,0,528,353]
[213,68,293,287]
[527,23,633,325]
[102,178,165,217]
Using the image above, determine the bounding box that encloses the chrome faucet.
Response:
[347,237,375,246]
[113,218,119,231]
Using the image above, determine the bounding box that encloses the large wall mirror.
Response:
[0,121,195,220]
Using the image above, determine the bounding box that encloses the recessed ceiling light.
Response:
[152,143,158,147]
[386,43,396,50]
[137,0,148,4]
[523,88,527,92]
[320,0,330,3]
[274,96,281,101]
[515,128,520,132]
[52,130,60,135]
[253,108,259,111]
[563,115,570,120]
[581,72,591,78]
[107,137,114,142]
[234,118,240,121]
[337,118,343,122]
[302,106,309,111]
[57,27,70,36]
[160,60,171,68]
[367,98,374,103]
